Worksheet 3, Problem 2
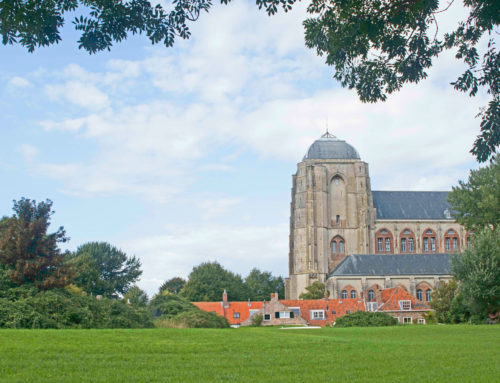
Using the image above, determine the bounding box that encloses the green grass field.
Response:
[0,325,498,382]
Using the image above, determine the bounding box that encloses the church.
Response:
[284,132,466,300]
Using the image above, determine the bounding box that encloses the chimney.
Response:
[271,292,278,302]
[324,290,329,300]
[223,289,228,308]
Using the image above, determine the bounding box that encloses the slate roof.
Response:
[329,253,453,277]
[372,191,452,220]
[304,133,360,160]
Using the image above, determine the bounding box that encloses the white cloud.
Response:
[9,76,30,88]
[122,223,288,296]
[198,197,242,220]
[19,144,38,162]
[45,81,110,111]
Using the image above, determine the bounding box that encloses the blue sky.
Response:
[0,1,489,295]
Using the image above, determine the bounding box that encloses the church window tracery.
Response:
[417,289,423,301]
[444,229,460,252]
[400,229,416,253]
[422,228,437,253]
[375,228,393,253]
[368,290,375,302]
[331,236,345,255]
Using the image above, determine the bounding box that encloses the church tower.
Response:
[285,132,375,299]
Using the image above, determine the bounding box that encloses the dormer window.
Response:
[399,300,411,311]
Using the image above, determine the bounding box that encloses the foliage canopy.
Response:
[244,268,284,301]
[0,198,72,290]
[69,241,142,298]
[299,281,326,299]
[452,228,500,320]
[448,156,500,231]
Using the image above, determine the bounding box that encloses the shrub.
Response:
[335,311,398,327]
[149,291,229,328]
[251,313,263,326]
[0,287,153,329]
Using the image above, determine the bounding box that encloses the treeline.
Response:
[0,198,283,329]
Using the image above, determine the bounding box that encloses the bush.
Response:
[149,291,229,328]
[0,287,153,329]
[335,311,398,327]
[251,313,263,326]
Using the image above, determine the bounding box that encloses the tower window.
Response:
[331,236,345,255]
[339,241,344,253]
[336,215,340,225]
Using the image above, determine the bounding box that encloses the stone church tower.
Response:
[285,132,375,299]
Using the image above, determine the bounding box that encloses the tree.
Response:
[0,0,289,54]
[0,198,72,290]
[69,242,142,298]
[304,0,499,162]
[124,285,149,308]
[180,261,248,301]
[452,228,500,320]
[159,277,186,294]
[299,281,326,299]
[244,268,284,301]
[448,155,500,231]
[3,2,498,161]
[429,279,459,323]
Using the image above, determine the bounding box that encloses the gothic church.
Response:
[285,132,465,300]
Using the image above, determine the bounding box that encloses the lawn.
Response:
[0,325,498,382]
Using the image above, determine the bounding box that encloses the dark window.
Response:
[346,310,350,314]
[417,289,423,301]
[446,237,450,251]
[401,238,407,252]
[264,314,270,320]
[426,289,432,302]
[350,290,356,299]
[368,290,375,302]
[377,238,383,252]
[341,290,347,299]
[331,241,337,253]
[385,238,391,252]
[233,312,240,319]
[431,237,436,251]
[423,238,429,252]
[336,215,340,224]
[290,311,294,318]
[409,238,414,252]
[275,312,279,319]
[339,241,344,253]
[453,237,458,250]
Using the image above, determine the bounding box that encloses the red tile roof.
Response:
[193,301,263,325]
[377,286,431,311]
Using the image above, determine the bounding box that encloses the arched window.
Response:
[375,228,393,254]
[368,290,375,302]
[444,229,460,252]
[416,289,423,301]
[331,236,345,255]
[400,229,416,253]
[466,230,474,249]
[350,290,357,299]
[341,290,348,299]
[422,228,437,252]
[426,289,432,302]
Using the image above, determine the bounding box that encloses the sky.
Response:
[0,1,490,296]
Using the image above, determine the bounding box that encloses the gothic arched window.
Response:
[426,289,432,302]
[375,228,393,253]
[331,236,345,255]
[444,229,460,252]
[422,228,437,252]
[350,290,357,299]
[368,290,375,302]
[400,229,416,253]
[416,289,423,301]
[341,290,348,299]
